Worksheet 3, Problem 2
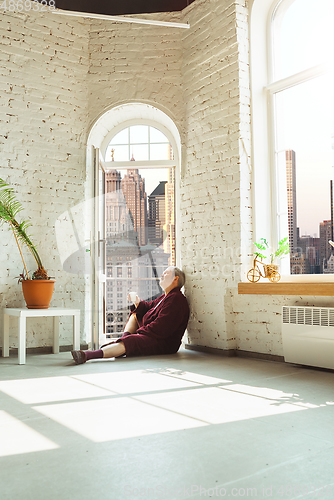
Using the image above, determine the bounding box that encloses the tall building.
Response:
[319,220,332,272]
[105,170,133,242]
[121,169,148,246]
[286,150,297,253]
[331,179,333,242]
[297,235,320,274]
[163,168,175,265]
[148,181,167,246]
[290,253,309,274]
[106,168,121,193]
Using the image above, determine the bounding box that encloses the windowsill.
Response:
[238,281,334,296]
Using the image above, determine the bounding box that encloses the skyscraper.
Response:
[105,170,133,242]
[331,179,333,242]
[121,169,148,246]
[286,150,297,253]
[319,220,332,272]
[148,181,167,246]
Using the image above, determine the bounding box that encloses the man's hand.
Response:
[128,293,140,308]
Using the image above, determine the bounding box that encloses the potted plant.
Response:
[269,237,290,264]
[254,237,278,280]
[0,178,55,309]
[264,237,290,279]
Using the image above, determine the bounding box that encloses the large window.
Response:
[103,125,176,337]
[251,0,334,277]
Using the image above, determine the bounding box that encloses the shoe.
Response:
[71,350,87,365]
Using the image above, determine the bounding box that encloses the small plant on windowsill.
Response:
[0,178,55,308]
[254,237,269,260]
[247,237,289,283]
[270,236,290,264]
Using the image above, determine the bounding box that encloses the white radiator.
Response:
[282,306,334,370]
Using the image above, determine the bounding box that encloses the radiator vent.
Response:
[282,306,334,328]
[282,306,334,370]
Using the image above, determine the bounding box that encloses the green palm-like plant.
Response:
[0,178,48,280]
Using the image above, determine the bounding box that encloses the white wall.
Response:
[0,10,89,348]
[87,12,185,132]
[180,0,252,351]
[1,1,320,358]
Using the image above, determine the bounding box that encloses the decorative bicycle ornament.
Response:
[247,256,281,283]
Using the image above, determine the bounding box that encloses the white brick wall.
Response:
[87,12,185,131]
[180,0,252,351]
[0,9,89,348]
[1,1,322,358]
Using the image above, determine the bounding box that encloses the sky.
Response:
[277,0,334,237]
[105,126,171,196]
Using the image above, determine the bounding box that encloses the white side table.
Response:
[2,308,80,365]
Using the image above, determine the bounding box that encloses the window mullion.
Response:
[266,63,329,94]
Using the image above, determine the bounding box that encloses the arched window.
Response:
[105,125,174,162]
[251,0,333,276]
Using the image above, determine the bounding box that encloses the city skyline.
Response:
[287,149,333,274]
[104,166,175,336]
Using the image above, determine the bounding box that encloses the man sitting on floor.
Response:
[71,266,190,364]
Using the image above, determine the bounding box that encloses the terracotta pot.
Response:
[22,280,56,309]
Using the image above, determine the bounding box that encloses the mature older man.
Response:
[71,266,189,364]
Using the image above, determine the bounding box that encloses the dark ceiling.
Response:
[51,0,196,16]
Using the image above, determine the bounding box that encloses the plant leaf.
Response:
[0,178,44,271]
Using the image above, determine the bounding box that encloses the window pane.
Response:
[106,125,174,163]
[109,145,130,161]
[274,74,333,274]
[150,127,168,143]
[131,144,149,161]
[130,125,148,144]
[150,144,172,161]
[110,128,129,145]
[273,0,334,80]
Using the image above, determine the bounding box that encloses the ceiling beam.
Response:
[51,0,195,16]
[53,8,190,28]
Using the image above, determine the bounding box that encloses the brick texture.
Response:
[0,9,89,348]
[180,0,252,351]
[1,1,318,358]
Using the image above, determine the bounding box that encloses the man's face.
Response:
[159,267,176,290]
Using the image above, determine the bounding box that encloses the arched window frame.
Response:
[250,0,331,278]
[86,104,182,264]
[101,120,176,166]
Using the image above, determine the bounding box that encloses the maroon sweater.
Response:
[117,287,190,357]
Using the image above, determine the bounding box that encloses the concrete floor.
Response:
[0,349,334,500]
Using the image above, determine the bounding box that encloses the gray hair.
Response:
[173,267,186,288]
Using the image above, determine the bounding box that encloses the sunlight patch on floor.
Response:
[74,369,200,395]
[134,386,309,425]
[223,384,319,409]
[144,368,232,386]
[0,376,114,404]
[0,369,318,446]
[34,397,208,442]
[0,411,59,457]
